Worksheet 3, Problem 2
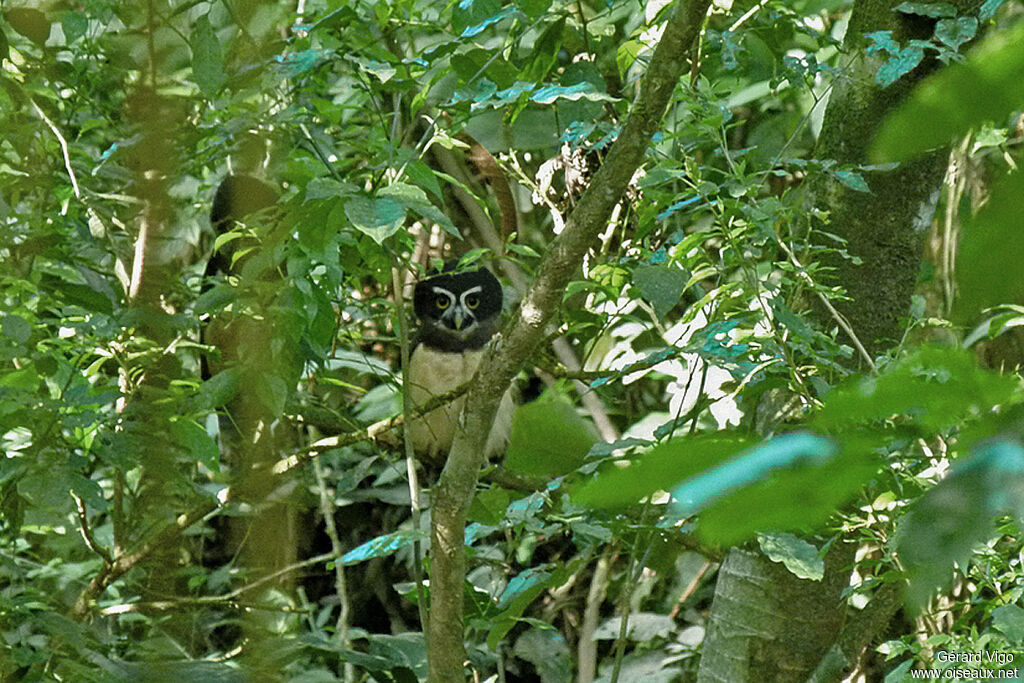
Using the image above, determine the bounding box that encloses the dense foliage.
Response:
[2,0,1024,681]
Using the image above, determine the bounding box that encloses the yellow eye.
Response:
[436,297,450,309]
[465,294,480,310]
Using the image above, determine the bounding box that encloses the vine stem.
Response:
[392,266,429,640]
[313,458,355,683]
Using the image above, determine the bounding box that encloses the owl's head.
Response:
[413,265,502,350]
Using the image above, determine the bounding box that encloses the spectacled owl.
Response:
[407,266,514,462]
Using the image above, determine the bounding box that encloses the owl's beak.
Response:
[452,305,467,330]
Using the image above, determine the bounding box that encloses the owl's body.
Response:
[407,345,514,460]
[407,266,513,462]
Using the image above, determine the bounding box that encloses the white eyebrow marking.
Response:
[431,286,455,299]
[460,285,483,305]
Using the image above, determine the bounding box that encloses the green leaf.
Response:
[61,12,87,44]
[672,433,836,516]
[979,0,1006,20]
[461,6,520,37]
[350,56,396,83]
[992,604,1024,642]
[872,21,1024,162]
[517,0,553,20]
[344,196,406,244]
[697,435,882,545]
[757,532,824,580]
[594,613,675,641]
[832,169,870,193]
[530,82,616,105]
[468,487,512,526]
[934,16,977,52]
[402,159,445,202]
[521,17,564,83]
[378,182,459,237]
[497,567,550,611]
[875,46,924,88]
[170,418,219,471]
[574,435,752,509]
[885,660,914,683]
[957,170,1024,320]
[633,264,690,319]
[5,7,50,46]
[305,177,347,199]
[505,400,598,477]
[513,628,571,683]
[617,40,643,78]
[191,15,225,99]
[487,567,558,650]
[812,346,1019,433]
[893,1,956,17]
[2,314,31,344]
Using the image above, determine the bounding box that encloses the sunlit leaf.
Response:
[339,529,424,566]
[345,196,406,244]
[757,532,824,580]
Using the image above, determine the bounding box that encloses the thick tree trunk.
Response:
[812,0,983,356]
[697,545,853,683]
[698,2,984,682]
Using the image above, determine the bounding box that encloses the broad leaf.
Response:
[345,196,406,244]
[757,532,824,580]
[191,15,225,99]
[505,399,598,477]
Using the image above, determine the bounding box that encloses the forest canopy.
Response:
[2,0,1024,681]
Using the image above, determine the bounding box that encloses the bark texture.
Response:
[814,0,983,356]
[697,545,853,683]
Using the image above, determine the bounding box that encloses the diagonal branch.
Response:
[426,1,714,680]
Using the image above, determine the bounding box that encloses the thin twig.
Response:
[30,98,81,198]
[776,239,877,372]
[71,492,113,566]
[313,459,356,683]
[274,376,474,475]
[391,265,429,639]
[578,552,614,683]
